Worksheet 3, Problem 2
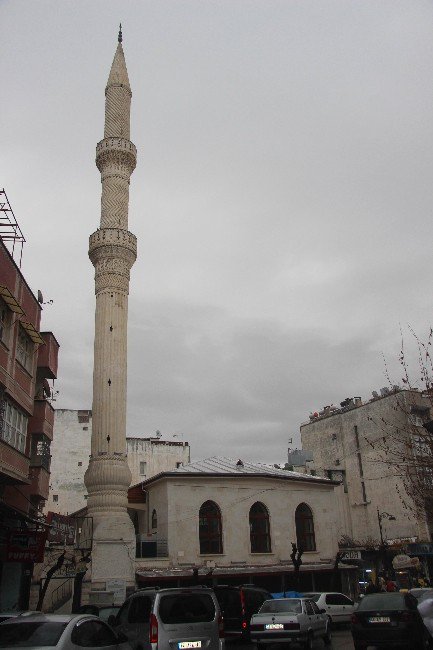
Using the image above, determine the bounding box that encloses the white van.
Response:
[111,586,225,650]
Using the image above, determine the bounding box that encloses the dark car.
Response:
[351,591,429,649]
[213,585,272,639]
[77,605,120,623]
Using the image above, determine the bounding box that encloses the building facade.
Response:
[45,409,190,515]
[127,457,356,595]
[0,219,59,609]
[300,389,432,547]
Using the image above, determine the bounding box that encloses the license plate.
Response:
[178,643,201,649]
[265,623,284,630]
[369,616,390,623]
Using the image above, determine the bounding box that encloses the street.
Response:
[226,627,354,650]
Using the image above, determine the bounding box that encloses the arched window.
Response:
[151,509,157,530]
[199,501,223,554]
[295,503,316,551]
[249,502,271,553]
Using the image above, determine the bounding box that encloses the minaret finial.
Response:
[118,23,122,43]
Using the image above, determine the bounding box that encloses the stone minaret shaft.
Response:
[85,30,137,591]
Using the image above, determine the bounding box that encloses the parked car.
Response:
[411,588,433,603]
[351,591,430,650]
[213,584,272,639]
[111,586,224,650]
[250,597,331,650]
[78,605,121,623]
[0,612,40,624]
[0,613,130,650]
[302,591,355,624]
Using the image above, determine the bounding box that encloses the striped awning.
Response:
[20,320,45,345]
[0,285,24,315]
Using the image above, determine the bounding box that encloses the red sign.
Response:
[45,512,75,545]
[6,530,45,563]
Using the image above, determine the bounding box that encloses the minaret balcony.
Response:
[96,137,136,174]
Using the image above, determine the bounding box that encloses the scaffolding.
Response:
[0,188,26,267]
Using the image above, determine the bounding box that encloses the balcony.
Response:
[37,332,59,379]
[0,438,30,485]
[26,466,50,501]
[136,537,168,559]
[28,400,55,440]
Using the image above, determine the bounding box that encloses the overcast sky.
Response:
[1,0,433,463]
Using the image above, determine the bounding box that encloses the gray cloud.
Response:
[1,0,432,463]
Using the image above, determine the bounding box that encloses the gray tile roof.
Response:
[171,456,325,481]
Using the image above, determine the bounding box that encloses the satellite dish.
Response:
[37,290,44,304]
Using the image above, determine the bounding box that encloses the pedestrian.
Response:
[365,580,377,594]
[386,578,397,592]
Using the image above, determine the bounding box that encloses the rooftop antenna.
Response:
[37,290,53,306]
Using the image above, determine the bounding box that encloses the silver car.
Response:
[0,613,131,650]
[250,598,331,650]
[112,587,224,650]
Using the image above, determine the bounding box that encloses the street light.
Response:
[377,509,396,545]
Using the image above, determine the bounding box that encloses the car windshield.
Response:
[0,621,67,647]
[260,600,302,614]
[98,607,119,622]
[302,594,320,602]
[358,593,408,611]
[159,593,216,624]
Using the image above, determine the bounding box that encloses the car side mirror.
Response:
[107,614,117,627]
[320,608,326,614]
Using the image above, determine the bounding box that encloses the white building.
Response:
[45,409,190,515]
[127,456,356,594]
[300,389,431,546]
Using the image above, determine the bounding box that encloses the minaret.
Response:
[84,26,137,595]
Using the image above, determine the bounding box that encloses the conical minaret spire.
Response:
[85,29,137,594]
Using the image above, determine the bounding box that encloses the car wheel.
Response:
[303,632,314,650]
[323,621,332,645]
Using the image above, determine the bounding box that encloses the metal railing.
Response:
[50,578,72,612]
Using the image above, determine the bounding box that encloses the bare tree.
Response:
[367,328,433,531]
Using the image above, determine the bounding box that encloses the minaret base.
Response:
[88,513,136,603]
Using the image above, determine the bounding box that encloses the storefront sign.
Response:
[392,553,420,570]
[6,530,45,563]
[407,543,433,556]
[45,512,75,545]
[340,549,362,560]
